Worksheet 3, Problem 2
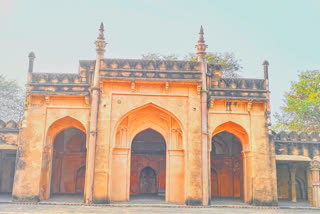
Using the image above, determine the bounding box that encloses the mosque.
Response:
[0,23,319,207]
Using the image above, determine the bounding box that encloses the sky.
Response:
[0,0,319,121]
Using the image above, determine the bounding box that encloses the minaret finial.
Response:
[195,25,207,57]
[95,22,107,55]
[199,25,204,41]
[98,22,104,40]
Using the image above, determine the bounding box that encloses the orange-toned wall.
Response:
[93,80,200,204]
[130,155,165,194]
[12,95,89,201]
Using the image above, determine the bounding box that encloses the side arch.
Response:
[211,121,251,203]
[39,116,87,201]
[46,116,86,143]
[212,121,249,150]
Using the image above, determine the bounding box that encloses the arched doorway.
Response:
[51,127,86,195]
[130,129,166,198]
[75,166,86,193]
[211,131,243,199]
[139,167,157,194]
[110,104,185,203]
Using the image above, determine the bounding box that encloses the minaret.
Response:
[27,52,35,83]
[263,60,272,134]
[86,22,106,203]
[195,26,209,206]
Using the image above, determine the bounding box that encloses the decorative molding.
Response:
[197,84,201,95]
[84,96,89,105]
[131,81,135,92]
[165,82,169,93]
[247,99,253,113]
[210,98,215,109]
[45,95,50,104]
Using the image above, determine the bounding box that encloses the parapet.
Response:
[0,120,19,149]
[98,59,205,82]
[274,131,320,160]
[0,120,19,133]
[209,78,267,101]
[27,72,90,96]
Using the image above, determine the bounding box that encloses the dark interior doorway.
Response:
[211,131,243,200]
[130,129,166,197]
[51,127,86,195]
[139,166,157,194]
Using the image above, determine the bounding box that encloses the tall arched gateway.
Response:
[210,121,251,203]
[110,104,185,203]
[211,131,243,199]
[39,117,87,201]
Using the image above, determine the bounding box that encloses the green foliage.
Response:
[142,52,242,78]
[186,52,242,78]
[141,53,178,61]
[0,74,25,122]
[274,70,320,132]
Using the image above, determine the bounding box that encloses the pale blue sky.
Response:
[0,0,319,120]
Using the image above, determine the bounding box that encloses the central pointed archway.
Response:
[110,103,185,203]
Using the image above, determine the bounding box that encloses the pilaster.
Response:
[289,164,297,202]
[310,161,320,207]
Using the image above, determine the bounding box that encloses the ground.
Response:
[0,204,319,214]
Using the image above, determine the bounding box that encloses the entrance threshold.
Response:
[111,194,177,205]
[210,197,254,208]
[39,193,84,204]
[278,199,312,209]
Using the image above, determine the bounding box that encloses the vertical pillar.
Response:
[263,60,272,135]
[307,166,313,205]
[310,161,320,207]
[241,150,252,203]
[195,26,209,205]
[289,164,297,202]
[0,151,3,191]
[85,22,106,203]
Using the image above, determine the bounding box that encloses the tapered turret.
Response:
[95,22,107,55]
[195,26,207,58]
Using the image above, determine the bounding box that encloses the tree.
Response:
[142,52,242,78]
[141,53,178,61]
[274,70,320,133]
[0,74,25,122]
[187,52,242,78]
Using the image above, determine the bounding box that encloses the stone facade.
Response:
[0,23,319,207]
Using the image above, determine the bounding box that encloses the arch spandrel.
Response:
[46,116,86,142]
[112,103,184,134]
[110,103,186,203]
[113,103,184,150]
[45,109,89,134]
[212,121,250,151]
